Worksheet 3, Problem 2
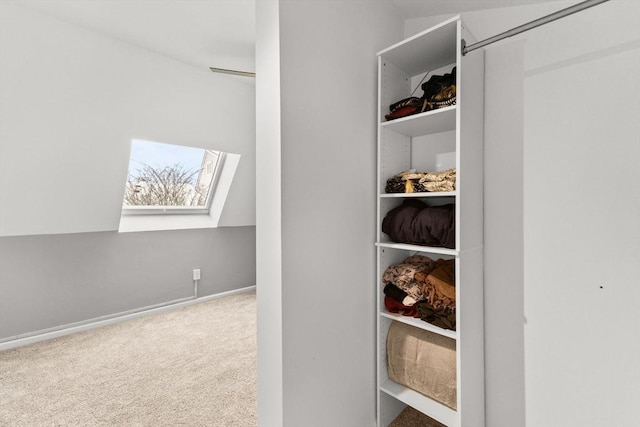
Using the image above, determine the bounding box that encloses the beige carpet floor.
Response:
[0,290,256,427]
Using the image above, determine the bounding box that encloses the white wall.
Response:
[408,1,640,426]
[0,227,256,340]
[0,3,255,236]
[0,2,257,344]
[521,2,639,425]
[255,0,283,425]
[256,1,402,426]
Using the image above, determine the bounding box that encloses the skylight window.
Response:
[122,139,224,215]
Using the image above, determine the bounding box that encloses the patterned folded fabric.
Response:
[404,254,435,269]
[419,168,456,192]
[385,168,456,193]
[382,255,435,302]
[425,181,455,192]
[420,168,456,182]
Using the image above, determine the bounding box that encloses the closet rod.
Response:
[462,0,610,55]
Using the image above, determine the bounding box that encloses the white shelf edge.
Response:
[380,312,457,340]
[376,242,458,256]
[381,104,456,127]
[376,15,461,57]
[380,191,456,198]
[380,105,456,136]
[380,380,458,427]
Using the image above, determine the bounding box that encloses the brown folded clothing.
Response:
[415,259,456,309]
[427,259,456,303]
[416,301,456,331]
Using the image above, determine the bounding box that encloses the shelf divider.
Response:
[376,242,458,256]
[381,105,456,137]
[380,191,456,198]
[380,312,457,340]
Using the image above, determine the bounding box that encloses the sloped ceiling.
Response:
[386,0,557,19]
[16,0,558,76]
[17,0,256,74]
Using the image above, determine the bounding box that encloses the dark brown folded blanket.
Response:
[382,199,455,249]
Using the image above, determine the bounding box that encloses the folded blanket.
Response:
[382,199,455,248]
[387,321,457,409]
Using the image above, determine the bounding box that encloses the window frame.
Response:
[121,149,226,216]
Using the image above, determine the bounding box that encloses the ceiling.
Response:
[386,0,555,19]
[18,0,256,74]
[17,0,556,75]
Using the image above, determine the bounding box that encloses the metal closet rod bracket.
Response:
[462,0,610,56]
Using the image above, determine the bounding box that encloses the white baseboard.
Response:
[0,285,256,352]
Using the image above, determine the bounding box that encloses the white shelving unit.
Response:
[376,16,485,427]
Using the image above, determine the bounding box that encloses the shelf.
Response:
[376,242,458,256]
[380,191,456,198]
[381,105,456,137]
[380,380,458,427]
[377,15,485,427]
[380,312,457,340]
[377,16,459,76]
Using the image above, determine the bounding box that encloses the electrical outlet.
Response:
[193,269,201,280]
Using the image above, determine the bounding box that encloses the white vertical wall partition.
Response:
[255,0,283,426]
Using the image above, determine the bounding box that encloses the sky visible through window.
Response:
[124,139,218,208]
[130,140,204,173]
